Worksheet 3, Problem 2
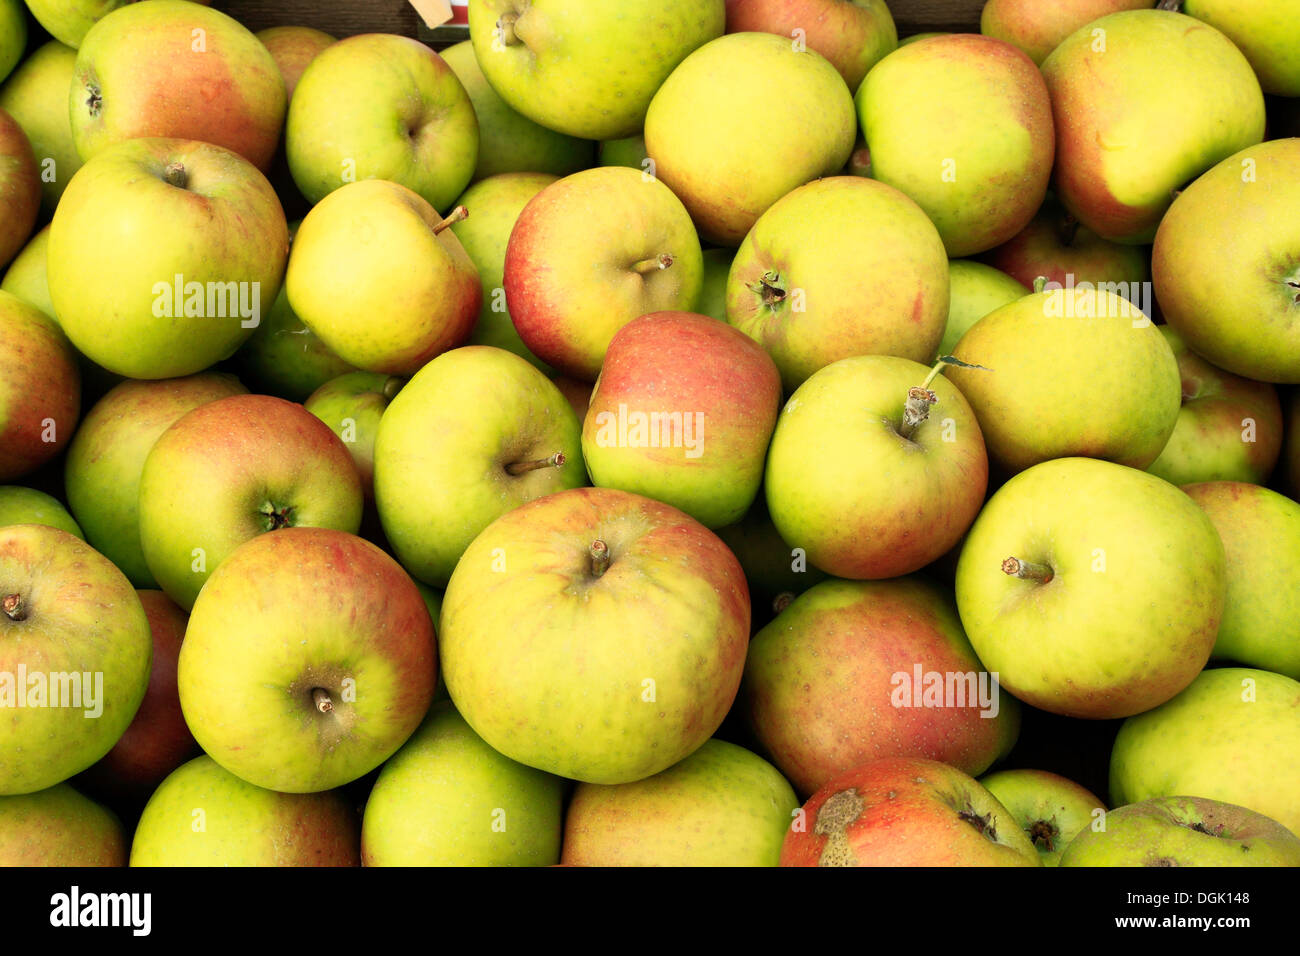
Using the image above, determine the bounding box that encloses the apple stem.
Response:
[589,539,611,577]
[162,162,188,190]
[505,452,566,475]
[432,206,469,235]
[1033,275,1048,294]
[1002,557,1054,584]
[749,270,787,309]
[631,254,674,275]
[312,688,334,714]
[1056,212,1080,248]
[1156,0,1183,10]
[497,12,521,45]
[1,594,26,622]
[772,592,795,615]
[381,376,405,400]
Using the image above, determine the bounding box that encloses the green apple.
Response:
[1173,0,1300,96]
[25,0,211,49]
[0,524,151,794]
[130,755,360,866]
[1,225,55,319]
[597,134,647,170]
[939,261,1028,357]
[0,292,79,482]
[179,528,437,793]
[255,25,335,101]
[0,486,82,538]
[1061,795,1300,867]
[0,107,39,269]
[644,32,855,245]
[0,0,22,82]
[562,739,798,866]
[304,372,402,501]
[980,0,1155,65]
[362,701,563,867]
[696,248,732,323]
[64,373,247,588]
[374,346,585,587]
[714,496,828,616]
[956,457,1226,719]
[0,784,126,866]
[979,769,1106,866]
[0,41,83,209]
[857,34,1054,257]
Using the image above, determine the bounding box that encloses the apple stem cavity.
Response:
[1002,557,1054,584]
[432,206,469,235]
[1,594,26,622]
[631,254,674,276]
[496,12,521,46]
[898,386,939,440]
[1156,0,1183,11]
[589,539,611,578]
[772,592,795,615]
[311,687,334,714]
[259,502,295,531]
[162,162,188,190]
[1056,213,1080,248]
[748,270,787,309]
[505,452,566,475]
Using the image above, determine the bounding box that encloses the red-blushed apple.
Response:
[0,107,38,269]
[504,166,703,380]
[582,311,781,529]
[440,486,749,784]
[0,292,80,483]
[780,757,1041,866]
[137,394,364,610]
[0,42,82,211]
[745,577,1019,797]
[0,784,127,866]
[178,529,436,793]
[979,768,1107,866]
[980,0,1156,65]
[304,372,404,501]
[70,1,286,172]
[255,25,335,101]
[939,260,1028,357]
[0,487,82,539]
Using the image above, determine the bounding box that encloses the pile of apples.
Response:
[0,0,1298,868]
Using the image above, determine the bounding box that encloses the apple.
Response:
[947,287,1180,473]
[597,134,647,170]
[255,25,335,101]
[744,577,1020,797]
[179,528,436,793]
[64,373,247,588]
[25,0,211,49]
[0,41,83,210]
[0,227,55,319]
[0,107,38,270]
[780,756,1040,866]
[1152,138,1300,384]
[1041,8,1265,243]
[939,261,1028,357]
[857,34,1055,257]
[979,769,1106,866]
[0,486,83,538]
[467,0,723,141]
[956,457,1225,719]
[1061,795,1300,867]
[374,346,585,587]
[440,486,749,784]
[362,701,564,867]
[726,176,949,391]
[0,292,79,483]
[714,496,829,617]
[765,354,988,579]
[0,0,22,83]
[980,0,1155,65]
[1171,1,1300,97]
[551,373,591,423]
[0,784,126,866]
[562,739,799,866]
[1287,389,1300,498]
[286,33,476,210]
[130,755,360,866]
[286,179,480,376]
[582,311,782,528]
[504,166,703,380]
[643,32,855,245]
[1147,327,1283,486]
[441,40,592,182]
[696,248,732,323]
[0,524,151,794]
[305,372,403,501]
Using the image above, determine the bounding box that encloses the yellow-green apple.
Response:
[723,0,897,91]
[765,355,988,579]
[63,373,247,588]
[900,32,949,46]
[374,346,585,587]
[361,701,563,866]
[0,42,83,210]
[1152,138,1300,383]
[504,166,703,380]
[780,756,1040,866]
[1169,0,1300,96]
[0,486,82,538]
[979,769,1106,866]
[130,755,360,866]
[955,457,1226,718]
[48,138,289,379]
[178,528,436,793]
[0,0,21,83]
[947,287,1180,473]
[597,134,647,170]
[552,373,591,423]
[1041,8,1265,243]
[1183,482,1300,679]
[939,261,1028,357]
[980,0,1155,65]
[255,25,335,101]
[582,311,781,528]
[25,0,211,49]
[857,35,1054,257]
[70,1,285,171]
[644,32,855,245]
[1147,327,1283,486]
[467,0,723,140]
[137,394,364,610]
[726,176,949,390]
[305,372,403,502]
[448,171,557,367]
[0,524,151,794]
[745,577,1019,797]
[0,293,79,482]
[561,739,798,866]
[0,784,126,866]
[0,227,53,318]
[0,107,38,269]
[696,248,733,322]
[441,486,749,784]
[286,33,476,210]
[286,179,480,376]
[441,41,592,182]
[1061,795,1300,867]
[714,496,829,618]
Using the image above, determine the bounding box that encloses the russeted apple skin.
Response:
[1060,796,1300,868]
[69,1,286,172]
[130,756,360,866]
[979,769,1106,867]
[780,756,1041,867]
[0,293,79,482]
[1041,9,1265,245]
[1153,139,1300,384]
[857,34,1055,258]
[561,739,799,867]
[1180,0,1300,97]
[0,784,127,867]
[744,577,1020,798]
[582,311,781,529]
[955,457,1225,720]
[979,0,1153,66]
[255,25,336,102]
[940,261,1028,357]
[0,107,40,269]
